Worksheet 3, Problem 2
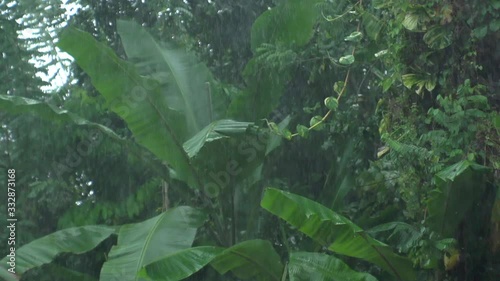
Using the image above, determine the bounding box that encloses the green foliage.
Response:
[2,0,500,280]
[261,188,416,281]
[116,20,225,133]
[139,246,223,281]
[0,226,116,274]
[58,178,162,227]
[211,240,284,281]
[250,0,322,52]
[58,24,200,188]
[426,161,489,238]
[99,207,205,281]
[227,0,322,121]
[0,94,124,142]
[288,252,378,281]
[183,120,253,158]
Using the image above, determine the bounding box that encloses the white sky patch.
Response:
[17,0,82,92]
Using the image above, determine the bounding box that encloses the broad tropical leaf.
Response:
[139,246,224,281]
[261,188,416,281]
[117,20,225,133]
[288,252,378,281]
[427,160,489,237]
[0,226,116,274]
[0,94,123,141]
[58,27,200,188]
[183,119,253,158]
[31,263,98,281]
[210,239,283,281]
[99,206,205,281]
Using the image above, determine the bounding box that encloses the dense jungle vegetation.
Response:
[1,0,499,280]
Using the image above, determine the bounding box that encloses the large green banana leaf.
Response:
[57,27,200,188]
[138,246,224,281]
[288,252,378,281]
[0,94,123,141]
[99,206,205,281]
[426,160,489,237]
[261,188,416,281]
[210,239,284,281]
[183,119,253,158]
[0,225,116,274]
[116,20,224,134]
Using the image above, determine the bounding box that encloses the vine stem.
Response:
[285,1,363,138]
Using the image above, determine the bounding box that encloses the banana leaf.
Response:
[0,94,123,142]
[99,206,205,281]
[261,188,416,281]
[427,160,489,237]
[183,119,253,158]
[0,225,116,274]
[58,27,200,188]
[210,239,283,281]
[138,246,223,281]
[117,20,225,133]
[288,252,378,281]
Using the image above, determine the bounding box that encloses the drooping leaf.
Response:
[261,188,416,281]
[99,207,205,281]
[117,20,224,133]
[0,94,123,142]
[435,160,487,181]
[58,27,200,188]
[426,160,489,237]
[288,252,378,281]
[139,246,224,281]
[210,240,283,281]
[0,226,116,274]
[183,119,253,158]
